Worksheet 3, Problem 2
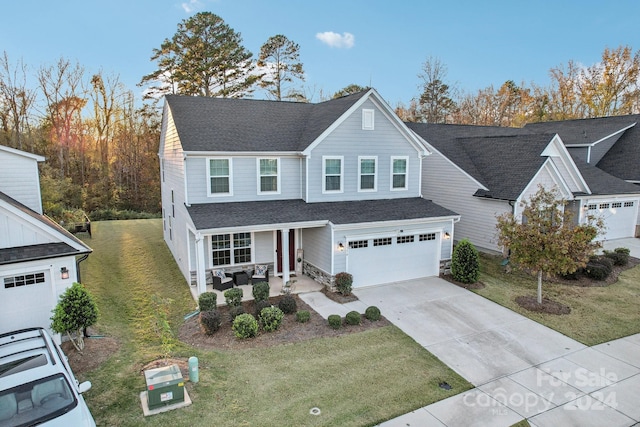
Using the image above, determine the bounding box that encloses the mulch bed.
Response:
[321,286,359,303]
[61,332,120,375]
[515,296,571,315]
[548,256,640,287]
[441,275,486,290]
[178,294,389,351]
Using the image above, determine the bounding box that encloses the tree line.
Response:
[1,10,639,223]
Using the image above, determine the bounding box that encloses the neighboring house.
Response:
[0,145,92,339]
[408,123,640,253]
[159,89,460,293]
[525,115,640,235]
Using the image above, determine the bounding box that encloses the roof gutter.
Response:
[75,253,90,283]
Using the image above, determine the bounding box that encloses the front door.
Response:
[276,229,296,274]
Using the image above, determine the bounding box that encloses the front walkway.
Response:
[300,278,640,427]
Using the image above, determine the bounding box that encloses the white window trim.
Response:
[322,155,344,194]
[207,157,233,197]
[358,156,378,192]
[390,156,409,191]
[256,157,281,195]
[362,109,375,130]
[210,232,254,267]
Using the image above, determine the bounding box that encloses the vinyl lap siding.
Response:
[0,150,42,213]
[307,99,421,202]
[300,226,332,273]
[253,231,273,264]
[589,134,620,164]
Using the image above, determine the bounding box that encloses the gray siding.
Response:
[254,231,274,264]
[422,151,511,252]
[186,156,302,204]
[590,134,621,164]
[0,150,42,213]
[300,225,332,273]
[567,147,589,163]
[307,99,421,202]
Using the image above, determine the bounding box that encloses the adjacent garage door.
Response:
[347,232,440,288]
[588,201,637,240]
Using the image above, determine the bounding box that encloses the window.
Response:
[4,272,45,289]
[362,109,375,130]
[611,202,622,208]
[599,203,610,209]
[323,156,343,193]
[587,204,597,210]
[358,157,377,191]
[419,233,436,241]
[397,235,414,244]
[349,240,369,249]
[258,158,280,194]
[373,237,392,246]
[391,156,408,190]
[624,201,634,207]
[212,233,252,266]
[208,158,232,195]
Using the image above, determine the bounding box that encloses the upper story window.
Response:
[208,158,232,196]
[391,156,408,190]
[362,109,375,130]
[358,156,377,192]
[323,156,343,193]
[258,158,280,194]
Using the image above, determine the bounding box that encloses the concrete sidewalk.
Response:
[300,279,640,426]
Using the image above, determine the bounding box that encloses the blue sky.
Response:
[2,0,640,106]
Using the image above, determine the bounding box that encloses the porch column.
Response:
[196,233,207,295]
[281,228,290,285]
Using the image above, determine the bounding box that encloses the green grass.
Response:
[77,220,472,426]
[475,252,640,346]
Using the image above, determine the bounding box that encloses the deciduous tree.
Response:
[417,56,456,123]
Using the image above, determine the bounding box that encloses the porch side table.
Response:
[233,271,249,286]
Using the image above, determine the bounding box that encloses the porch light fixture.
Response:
[60,267,69,279]
[443,232,451,240]
[338,242,345,251]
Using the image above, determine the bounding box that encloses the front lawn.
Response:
[77,219,471,426]
[475,252,640,346]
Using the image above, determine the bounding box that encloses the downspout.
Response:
[75,253,90,283]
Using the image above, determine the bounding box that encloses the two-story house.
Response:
[0,145,92,339]
[159,89,460,295]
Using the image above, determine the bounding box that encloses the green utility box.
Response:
[144,364,185,409]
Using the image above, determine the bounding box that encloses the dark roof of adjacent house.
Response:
[187,198,458,230]
[571,155,640,195]
[0,191,92,263]
[524,115,639,145]
[165,91,369,152]
[407,123,554,200]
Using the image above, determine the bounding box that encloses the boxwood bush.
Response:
[365,306,381,321]
[199,310,222,335]
[604,247,630,266]
[328,314,342,330]
[334,272,353,296]
[451,239,480,284]
[252,281,270,303]
[232,313,259,338]
[224,288,243,307]
[296,310,310,323]
[259,306,284,332]
[345,311,361,326]
[585,256,614,281]
[228,305,245,322]
[254,300,271,317]
[198,292,217,312]
[278,295,297,314]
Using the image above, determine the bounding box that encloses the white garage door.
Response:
[347,232,440,288]
[0,271,55,334]
[590,201,637,240]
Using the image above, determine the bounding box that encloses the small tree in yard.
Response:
[451,239,480,284]
[51,282,98,351]
[496,186,604,304]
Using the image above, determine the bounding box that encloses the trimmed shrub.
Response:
[296,310,310,323]
[254,300,271,317]
[365,306,381,321]
[199,310,222,335]
[232,313,259,338]
[345,311,361,326]
[228,305,245,322]
[259,306,285,332]
[252,281,270,303]
[198,292,217,312]
[328,314,342,330]
[224,288,243,307]
[334,272,353,296]
[604,247,630,266]
[278,295,297,314]
[585,256,613,281]
[451,239,480,284]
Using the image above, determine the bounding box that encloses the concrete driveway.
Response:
[346,278,640,427]
[601,237,640,258]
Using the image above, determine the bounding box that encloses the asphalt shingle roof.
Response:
[187,198,458,231]
[571,155,640,195]
[165,91,368,152]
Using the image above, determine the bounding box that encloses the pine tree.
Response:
[258,35,305,101]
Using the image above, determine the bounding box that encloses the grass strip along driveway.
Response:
[77,220,471,426]
[475,252,640,346]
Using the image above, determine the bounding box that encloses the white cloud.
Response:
[181,0,204,13]
[315,31,355,49]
